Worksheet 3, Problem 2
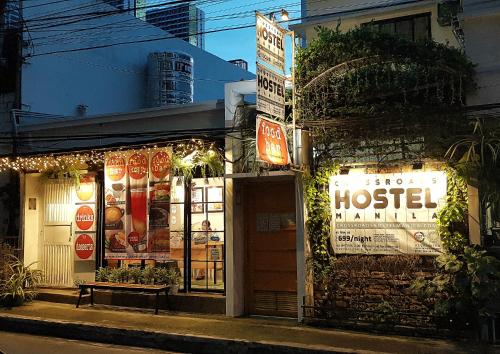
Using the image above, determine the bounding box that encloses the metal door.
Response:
[41,180,75,287]
[245,180,297,317]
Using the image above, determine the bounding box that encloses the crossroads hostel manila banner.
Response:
[329,172,447,255]
[104,148,172,260]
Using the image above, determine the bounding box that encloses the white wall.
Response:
[23,173,43,269]
[462,0,500,106]
[299,0,458,48]
[21,0,254,116]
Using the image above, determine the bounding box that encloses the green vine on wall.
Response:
[412,167,500,328]
[437,168,469,252]
[304,163,339,284]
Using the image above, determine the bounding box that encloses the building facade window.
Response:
[363,13,431,42]
[189,178,224,291]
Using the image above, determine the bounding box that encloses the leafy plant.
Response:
[412,247,500,328]
[95,267,111,282]
[153,267,180,286]
[0,255,42,307]
[171,148,225,179]
[142,266,156,285]
[108,267,129,283]
[171,152,194,180]
[446,118,500,235]
[197,149,224,178]
[304,163,340,285]
[40,162,83,187]
[74,278,86,288]
[436,168,469,252]
[128,267,143,284]
[295,26,476,165]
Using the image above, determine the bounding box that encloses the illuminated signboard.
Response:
[329,171,447,255]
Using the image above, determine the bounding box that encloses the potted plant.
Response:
[154,267,181,294]
[0,255,42,307]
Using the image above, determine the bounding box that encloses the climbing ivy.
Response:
[437,168,469,252]
[295,26,476,165]
[304,163,339,283]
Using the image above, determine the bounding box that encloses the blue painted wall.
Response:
[22,0,254,116]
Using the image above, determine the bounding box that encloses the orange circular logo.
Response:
[75,234,94,260]
[106,156,126,181]
[75,205,94,230]
[128,153,148,180]
[151,151,171,179]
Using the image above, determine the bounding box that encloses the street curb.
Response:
[0,314,378,354]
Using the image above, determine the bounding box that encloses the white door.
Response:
[42,180,75,287]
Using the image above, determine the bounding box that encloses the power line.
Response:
[28,0,423,57]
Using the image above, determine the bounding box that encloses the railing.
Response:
[301,297,474,339]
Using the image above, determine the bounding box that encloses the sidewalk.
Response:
[0,301,495,354]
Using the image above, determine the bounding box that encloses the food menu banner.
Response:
[329,172,447,255]
[104,148,172,260]
[148,148,172,259]
[74,174,97,261]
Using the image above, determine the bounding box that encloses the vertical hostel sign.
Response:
[255,11,289,163]
[256,63,286,120]
[329,171,447,255]
[256,115,290,165]
[256,12,286,72]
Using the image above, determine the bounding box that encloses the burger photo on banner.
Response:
[104,153,128,259]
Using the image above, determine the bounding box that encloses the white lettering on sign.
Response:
[329,172,447,255]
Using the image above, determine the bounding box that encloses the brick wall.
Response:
[312,255,440,330]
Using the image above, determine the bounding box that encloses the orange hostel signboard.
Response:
[256,115,290,165]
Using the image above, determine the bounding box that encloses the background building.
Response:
[0,0,251,118]
[146,3,205,49]
[228,59,249,71]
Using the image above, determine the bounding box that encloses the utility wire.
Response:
[29,0,423,57]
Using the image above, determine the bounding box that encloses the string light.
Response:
[0,139,224,173]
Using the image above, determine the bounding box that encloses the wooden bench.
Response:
[76,282,169,315]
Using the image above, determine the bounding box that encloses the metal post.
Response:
[290,30,297,165]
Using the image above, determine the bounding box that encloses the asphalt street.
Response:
[0,331,182,354]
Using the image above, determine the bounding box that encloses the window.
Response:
[189,178,224,291]
[170,177,186,289]
[363,13,431,42]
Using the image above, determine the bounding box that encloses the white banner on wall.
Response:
[329,171,447,255]
[256,12,286,72]
[256,63,286,120]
